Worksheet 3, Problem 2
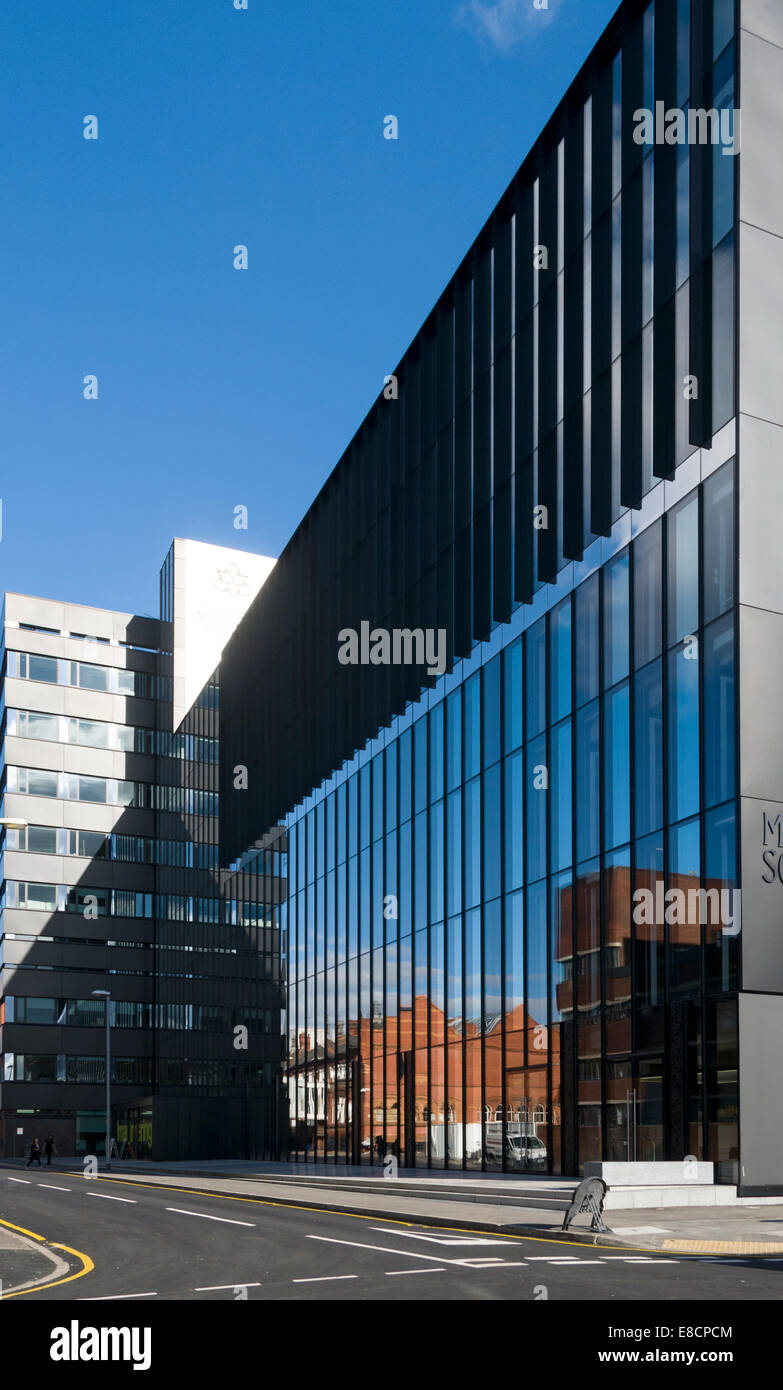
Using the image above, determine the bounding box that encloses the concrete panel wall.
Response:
[737,4,783,1188]
[738,222,783,427]
[738,993,783,1193]
[741,0,783,49]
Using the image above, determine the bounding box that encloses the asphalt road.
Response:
[2,1168,782,1301]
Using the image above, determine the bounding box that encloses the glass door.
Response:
[637,1056,664,1162]
[606,1059,633,1160]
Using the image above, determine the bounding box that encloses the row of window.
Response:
[4,823,218,870]
[3,880,275,926]
[7,766,150,807]
[7,651,171,699]
[2,962,280,983]
[6,883,155,917]
[5,766,218,815]
[5,709,218,762]
[158,1059,271,1087]
[4,1053,152,1084]
[2,995,275,1032]
[1,928,279,959]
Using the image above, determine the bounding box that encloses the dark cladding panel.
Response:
[514,177,535,479]
[653,0,678,480]
[689,0,714,448]
[403,356,421,611]
[437,419,455,670]
[494,213,513,354]
[514,450,534,607]
[591,370,612,538]
[493,213,513,622]
[537,144,558,444]
[437,299,455,430]
[591,55,613,536]
[563,405,584,561]
[421,324,438,458]
[537,430,558,583]
[493,478,512,625]
[454,524,472,661]
[474,240,493,381]
[513,176,535,605]
[453,270,473,663]
[454,272,473,534]
[473,239,493,649]
[493,342,512,623]
[620,6,644,509]
[473,357,493,640]
[473,503,492,643]
[563,99,584,560]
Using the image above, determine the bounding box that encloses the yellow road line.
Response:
[0,1216,94,1299]
[0,1217,46,1243]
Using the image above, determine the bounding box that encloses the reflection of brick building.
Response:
[290,1000,557,1163]
[556,866,734,1057]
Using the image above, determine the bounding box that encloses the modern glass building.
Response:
[5,0,782,1188]
[0,541,285,1162]
[219,0,783,1193]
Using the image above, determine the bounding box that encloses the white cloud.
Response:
[455,0,561,52]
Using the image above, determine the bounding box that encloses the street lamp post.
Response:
[92,990,111,1169]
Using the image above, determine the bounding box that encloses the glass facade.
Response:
[200,0,740,1177]
[284,456,737,1175]
[4,0,744,1175]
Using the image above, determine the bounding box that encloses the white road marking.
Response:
[370,1227,510,1247]
[607,1256,658,1262]
[166,1208,255,1227]
[307,1234,530,1274]
[81,1292,158,1300]
[526,1255,581,1261]
[450,1257,516,1269]
[7,1177,31,1184]
[385,1268,446,1276]
[292,1274,359,1284]
[307,1235,461,1265]
[195,1282,263,1291]
[86,1192,137,1203]
[485,1261,528,1268]
[37,1184,72,1192]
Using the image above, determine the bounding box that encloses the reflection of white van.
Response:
[506,1134,547,1168]
[484,1129,547,1167]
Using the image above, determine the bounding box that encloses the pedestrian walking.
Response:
[44,1134,56,1167]
[26,1137,41,1168]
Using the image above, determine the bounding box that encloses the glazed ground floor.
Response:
[286,994,739,1182]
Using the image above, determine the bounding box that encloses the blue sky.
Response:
[0,0,620,617]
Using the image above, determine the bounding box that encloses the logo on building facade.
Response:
[761,811,783,884]
[214,563,251,598]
